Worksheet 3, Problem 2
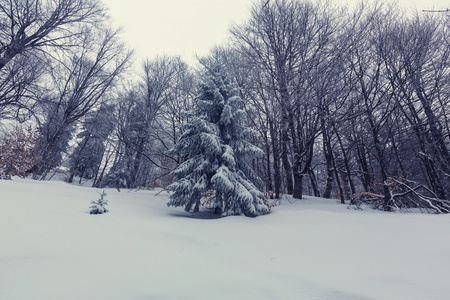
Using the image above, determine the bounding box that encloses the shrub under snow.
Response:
[89,190,109,214]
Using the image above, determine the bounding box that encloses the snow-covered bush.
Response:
[167,64,269,217]
[89,190,109,214]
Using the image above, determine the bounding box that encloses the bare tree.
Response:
[102,55,196,189]
[32,28,132,179]
[380,11,450,201]
[0,0,106,121]
[0,54,43,119]
[232,0,343,199]
[0,0,105,70]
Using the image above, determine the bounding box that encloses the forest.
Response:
[0,0,449,215]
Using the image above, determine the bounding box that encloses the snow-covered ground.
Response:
[1,178,450,300]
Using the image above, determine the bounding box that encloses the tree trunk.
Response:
[265,144,273,196]
[356,142,372,193]
[334,125,356,198]
[93,152,111,188]
[270,119,281,199]
[281,128,293,195]
[130,138,146,188]
[293,172,303,199]
[322,127,334,198]
[68,169,76,183]
[339,161,352,200]
[308,167,320,197]
[331,152,345,204]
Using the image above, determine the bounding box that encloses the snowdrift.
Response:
[1,178,449,300]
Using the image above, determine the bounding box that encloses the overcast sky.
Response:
[106,0,449,65]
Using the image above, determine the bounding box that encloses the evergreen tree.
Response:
[68,104,115,184]
[89,190,109,214]
[167,64,269,217]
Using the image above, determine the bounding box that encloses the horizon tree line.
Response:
[0,0,449,214]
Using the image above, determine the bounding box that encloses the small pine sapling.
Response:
[89,190,109,214]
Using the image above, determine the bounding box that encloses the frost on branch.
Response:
[167,64,269,217]
[351,176,450,213]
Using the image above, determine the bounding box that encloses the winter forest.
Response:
[1,0,449,216]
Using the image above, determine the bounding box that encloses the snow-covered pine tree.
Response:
[89,190,109,214]
[167,64,269,217]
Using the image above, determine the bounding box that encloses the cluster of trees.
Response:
[0,0,132,179]
[184,0,450,214]
[1,0,449,215]
[226,0,449,213]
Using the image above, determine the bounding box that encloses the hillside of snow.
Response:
[1,178,450,300]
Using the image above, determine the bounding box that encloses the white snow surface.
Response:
[1,178,450,300]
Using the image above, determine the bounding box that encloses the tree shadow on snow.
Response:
[168,209,222,220]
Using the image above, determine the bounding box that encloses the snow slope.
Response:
[1,178,450,300]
